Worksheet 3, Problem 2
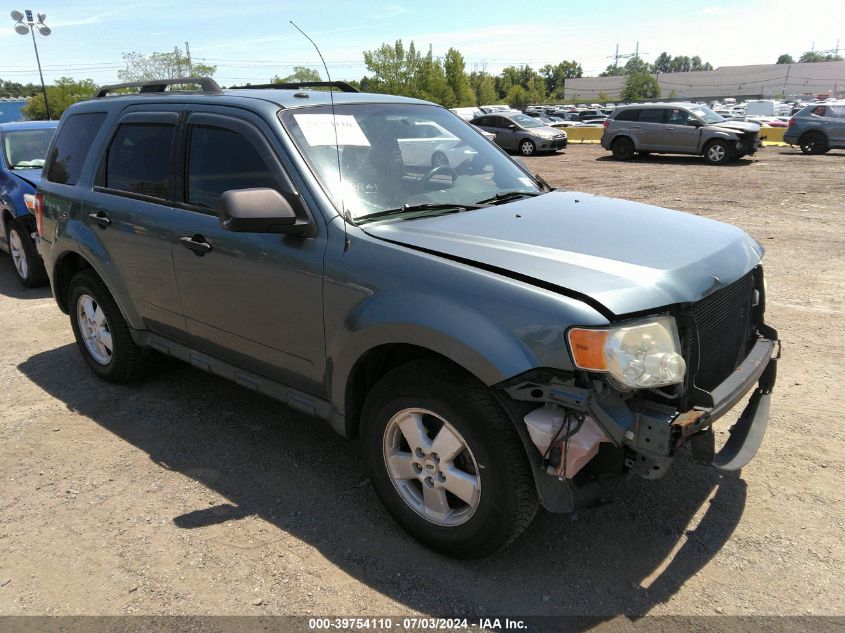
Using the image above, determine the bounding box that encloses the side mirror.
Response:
[220,188,312,235]
[508,124,518,130]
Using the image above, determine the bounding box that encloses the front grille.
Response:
[687,272,755,391]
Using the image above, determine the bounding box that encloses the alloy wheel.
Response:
[9,228,28,280]
[382,407,481,527]
[76,294,113,365]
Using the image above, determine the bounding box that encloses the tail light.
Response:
[34,192,44,237]
[788,118,796,127]
[603,119,610,128]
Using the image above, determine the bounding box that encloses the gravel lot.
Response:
[1,144,843,623]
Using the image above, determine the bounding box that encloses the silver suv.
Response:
[601,103,761,165]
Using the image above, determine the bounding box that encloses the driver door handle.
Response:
[180,235,212,255]
[88,212,111,227]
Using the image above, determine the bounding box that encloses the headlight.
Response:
[567,316,686,389]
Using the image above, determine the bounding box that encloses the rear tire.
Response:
[7,220,47,288]
[361,358,538,558]
[611,137,635,160]
[68,270,151,383]
[799,131,828,155]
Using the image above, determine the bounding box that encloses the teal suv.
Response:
[36,78,778,557]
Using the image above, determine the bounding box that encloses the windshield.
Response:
[2,128,54,169]
[510,114,543,129]
[690,106,725,124]
[281,104,541,222]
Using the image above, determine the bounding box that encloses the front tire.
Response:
[7,220,47,287]
[68,270,151,383]
[799,131,828,155]
[361,359,538,558]
[703,139,733,165]
[519,139,536,156]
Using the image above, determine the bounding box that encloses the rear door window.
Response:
[45,112,107,185]
[638,109,665,123]
[102,124,175,200]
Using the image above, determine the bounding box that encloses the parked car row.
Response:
[2,96,842,294]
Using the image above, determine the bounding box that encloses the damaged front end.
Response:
[497,266,780,514]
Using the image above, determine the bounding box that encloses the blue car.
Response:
[0,120,58,286]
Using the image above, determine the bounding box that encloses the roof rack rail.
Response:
[95,77,222,98]
[229,81,359,93]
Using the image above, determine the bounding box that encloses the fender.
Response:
[329,289,546,415]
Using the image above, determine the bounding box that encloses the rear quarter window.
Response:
[45,112,107,185]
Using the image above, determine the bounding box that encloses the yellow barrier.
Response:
[561,126,604,143]
[562,125,788,146]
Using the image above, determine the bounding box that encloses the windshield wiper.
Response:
[474,190,543,205]
[356,202,487,225]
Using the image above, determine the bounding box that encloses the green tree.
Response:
[799,51,843,62]
[624,56,651,74]
[363,39,422,96]
[469,71,497,105]
[540,60,582,99]
[22,77,98,120]
[599,63,626,77]
[776,54,795,64]
[417,47,454,106]
[620,71,660,102]
[443,48,475,107]
[496,65,546,104]
[597,90,610,102]
[0,79,40,98]
[652,52,672,74]
[505,85,530,111]
[669,55,691,73]
[118,46,216,81]
[271,66,321,83]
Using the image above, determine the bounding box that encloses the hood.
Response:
[525,126,565,138]
[363,191,763,317]
[10,168,42,189]
[709,120,761,134]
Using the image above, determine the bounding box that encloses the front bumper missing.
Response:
[686,336,779,471]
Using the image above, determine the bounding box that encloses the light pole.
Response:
[11,9,52,120]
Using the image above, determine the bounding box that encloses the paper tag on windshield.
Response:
[293,114,370,147]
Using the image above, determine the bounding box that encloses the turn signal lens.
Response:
[568,328,608,370]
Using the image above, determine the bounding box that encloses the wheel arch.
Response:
[611,134,636,150]
[342,343,477,439]
[798,128,828,143]
[52,250,95,314]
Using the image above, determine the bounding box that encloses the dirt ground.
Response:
[0,144,843,623]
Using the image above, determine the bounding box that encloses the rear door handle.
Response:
[632,125,641,129]
[180,235,212,255]
[88,212,111,227]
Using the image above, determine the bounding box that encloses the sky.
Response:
[1,0,843,88]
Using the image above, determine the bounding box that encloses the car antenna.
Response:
[290,21,351,252]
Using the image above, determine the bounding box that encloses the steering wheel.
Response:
[421,164,457,188]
